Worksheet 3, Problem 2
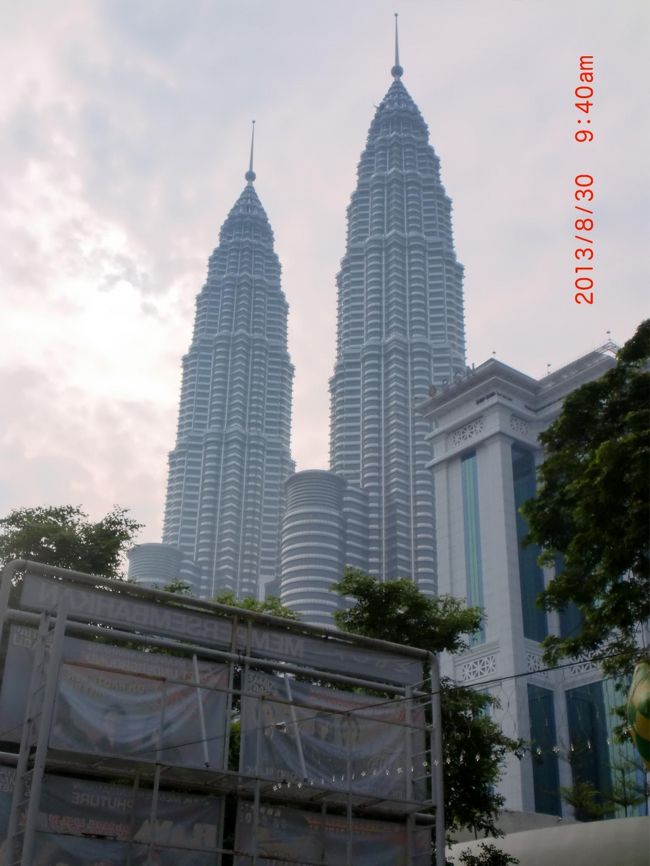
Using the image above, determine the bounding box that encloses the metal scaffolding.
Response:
[0,559,445,866]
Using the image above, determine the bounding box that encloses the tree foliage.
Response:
[0,505,142,580]
[559,780,607,821]
[154,583,297,620]
[159,578,194,594]
[560,747,648,822]
[440,680,522,837]
[333,569,523,840]
[606,754,648,817]
[212,589,298,619]
[455,843,519,866]
[522,320,650,678]
[335,569,483,654]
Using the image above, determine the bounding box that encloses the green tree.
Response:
[335,569,484,655]
[159,578,193,594]
[522,320,650,679]
[333,569,523,841]
[154,583,298,620]
[604,753,648,818]
[0,505,142,579]
[212,589,298,619]
[559,780,607,821]
[456,843,519,866]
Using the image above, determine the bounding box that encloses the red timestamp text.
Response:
[574,55,594,142]
[573,174,595,305]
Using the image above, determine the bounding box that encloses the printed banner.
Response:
[33,833,126,866]
[240,672,428,801]
[0,764,13,843]
[234,802,431,866]
[0,768,221,862]
[20,573,423,685]
[33,833,217,866]
[38,775,221,850]
[0,626,228,769]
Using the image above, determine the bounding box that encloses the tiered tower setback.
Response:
[281,25,467,622]
[329,41,466,593]
[160,130,294,598]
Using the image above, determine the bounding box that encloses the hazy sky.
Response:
[1,0,648,544]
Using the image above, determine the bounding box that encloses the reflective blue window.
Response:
[566,681,612,820]
[461,451,485,644]
[528,684,561,815]
[554,555,584,638]
[511,445,547,641]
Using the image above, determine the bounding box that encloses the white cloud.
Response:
[0,0,647,538]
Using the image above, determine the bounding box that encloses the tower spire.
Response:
[245,120,256,183]
[391,13,403,78]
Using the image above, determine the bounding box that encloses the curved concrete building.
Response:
[280,471,369,625]
[126,542,184,590]
[280,471,347,624]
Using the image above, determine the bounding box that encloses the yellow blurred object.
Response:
[626,661,650,769]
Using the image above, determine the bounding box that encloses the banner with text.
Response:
[0,764,12,844]
[0,626,228,769]
[0,767,221,863]
[33,834,217,866]
[240,672,427,800]
[234,801,431,866]
[19,573,422,685]
[38,774,221,849]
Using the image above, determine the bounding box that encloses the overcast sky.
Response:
[1,0,648,544]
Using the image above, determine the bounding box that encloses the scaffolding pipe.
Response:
[1,607,421,698]
[0,559,430,660]
[19,603,67,865]
[0,560,440,863]
[192,654,210,767]
[429,653,446,866]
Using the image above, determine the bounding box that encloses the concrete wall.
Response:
[449,816,650,866]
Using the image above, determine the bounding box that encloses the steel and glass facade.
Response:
[158,175,294,599]
[528,684,561,816]
[281,59,466,620]
[460,451,485,644]
[511,444,547,642]
[328,63,466,595]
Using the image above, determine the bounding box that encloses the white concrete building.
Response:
[418,344,641,816]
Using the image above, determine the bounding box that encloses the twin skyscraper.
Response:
[128,33,467,620]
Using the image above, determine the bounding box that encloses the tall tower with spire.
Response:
[280,20,466,620]
[156,126,294,599]
[329,18,466,592]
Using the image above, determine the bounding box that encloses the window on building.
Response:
[554,555,584,638]
[566,681,612,820]
[461,451,485,644]
[511,445,548,642]
[528,684,561,815]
